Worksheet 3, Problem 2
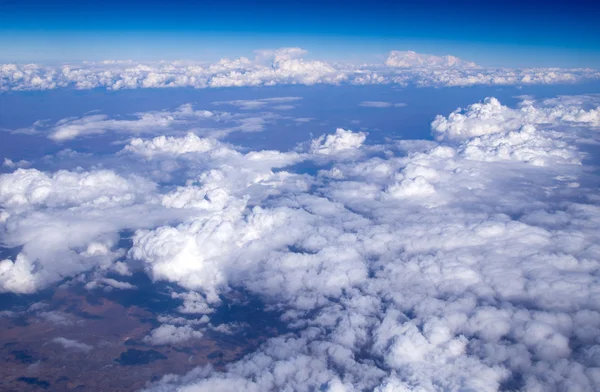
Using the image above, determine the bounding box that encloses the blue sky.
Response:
[1,0,599,67]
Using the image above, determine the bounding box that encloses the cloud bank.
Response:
[2,49,599,92]
[1,95,600,391]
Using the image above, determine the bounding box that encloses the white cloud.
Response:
[52,337,93,352]
[16,103,291,142]
[143,324,204,345]
[385,50,479,69]
[122,133,219,158]
[212,97,302,110]
[430,97,593,166]
[47,104,213,141]
[2,49,598,92]
[431,96,600,141]
[359,101,407,108]
[3,158,30,168]
[0,168,153,210]
[139,95,600,391]
[309,128,367,155]
[2,95,600,391]
[0,167,190,293]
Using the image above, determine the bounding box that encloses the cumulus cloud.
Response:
[3,158,31,169]
[431,96,600,141]
[143,324,204,345]
[385,50,480,69]
[430,97,596,166]
[309,128,367,155]
[0,168,153,210]
[2,95,600,391]
[122,133,220,158]
[1,49,598,92]
[139,95,600,392]
[0,167,189,293]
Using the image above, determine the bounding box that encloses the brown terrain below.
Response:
[0,287,277,391]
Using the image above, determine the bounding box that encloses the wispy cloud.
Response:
[359,101,407,108]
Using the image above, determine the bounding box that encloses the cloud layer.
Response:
[2,48,599,91]
[2,95,600,391]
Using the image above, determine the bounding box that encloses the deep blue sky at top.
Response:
[0,0,599,67]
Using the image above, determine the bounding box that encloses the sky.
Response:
[1,0,600,67]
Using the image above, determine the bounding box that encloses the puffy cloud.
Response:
[2,49,599,92]
[385,50,479,69]
[140,95,600,391]
[143,324,204,345]
[3,158,31,169]
[3,95,600,391]
[122,133,220,158]
[0,168,152,210]
[431,97,594,166]
[309,128,367,155]
[0,167,189,293]
[431,97,600,141]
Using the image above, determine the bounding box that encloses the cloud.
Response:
[138,95,600,391]
[309,128,367,155]
[0,167,189,293]
[85,277,136,290]
[143,324,204,345]
[2,49,599,92]
[359,101,407,108]
[47,104,213,141]
[0,168,153,211]
[430,97,594,166]
[212,97,302,110]
[122,133,220,158]
[52,337,93,352]
[15,103,290,142]
[431,97,600,141]
[2,95,600,391]
[3,158,31,169]
[385,50,479,69]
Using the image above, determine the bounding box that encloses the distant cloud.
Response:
[359,101,407,108]
[1,49,598,92]
[385,50,479,68]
